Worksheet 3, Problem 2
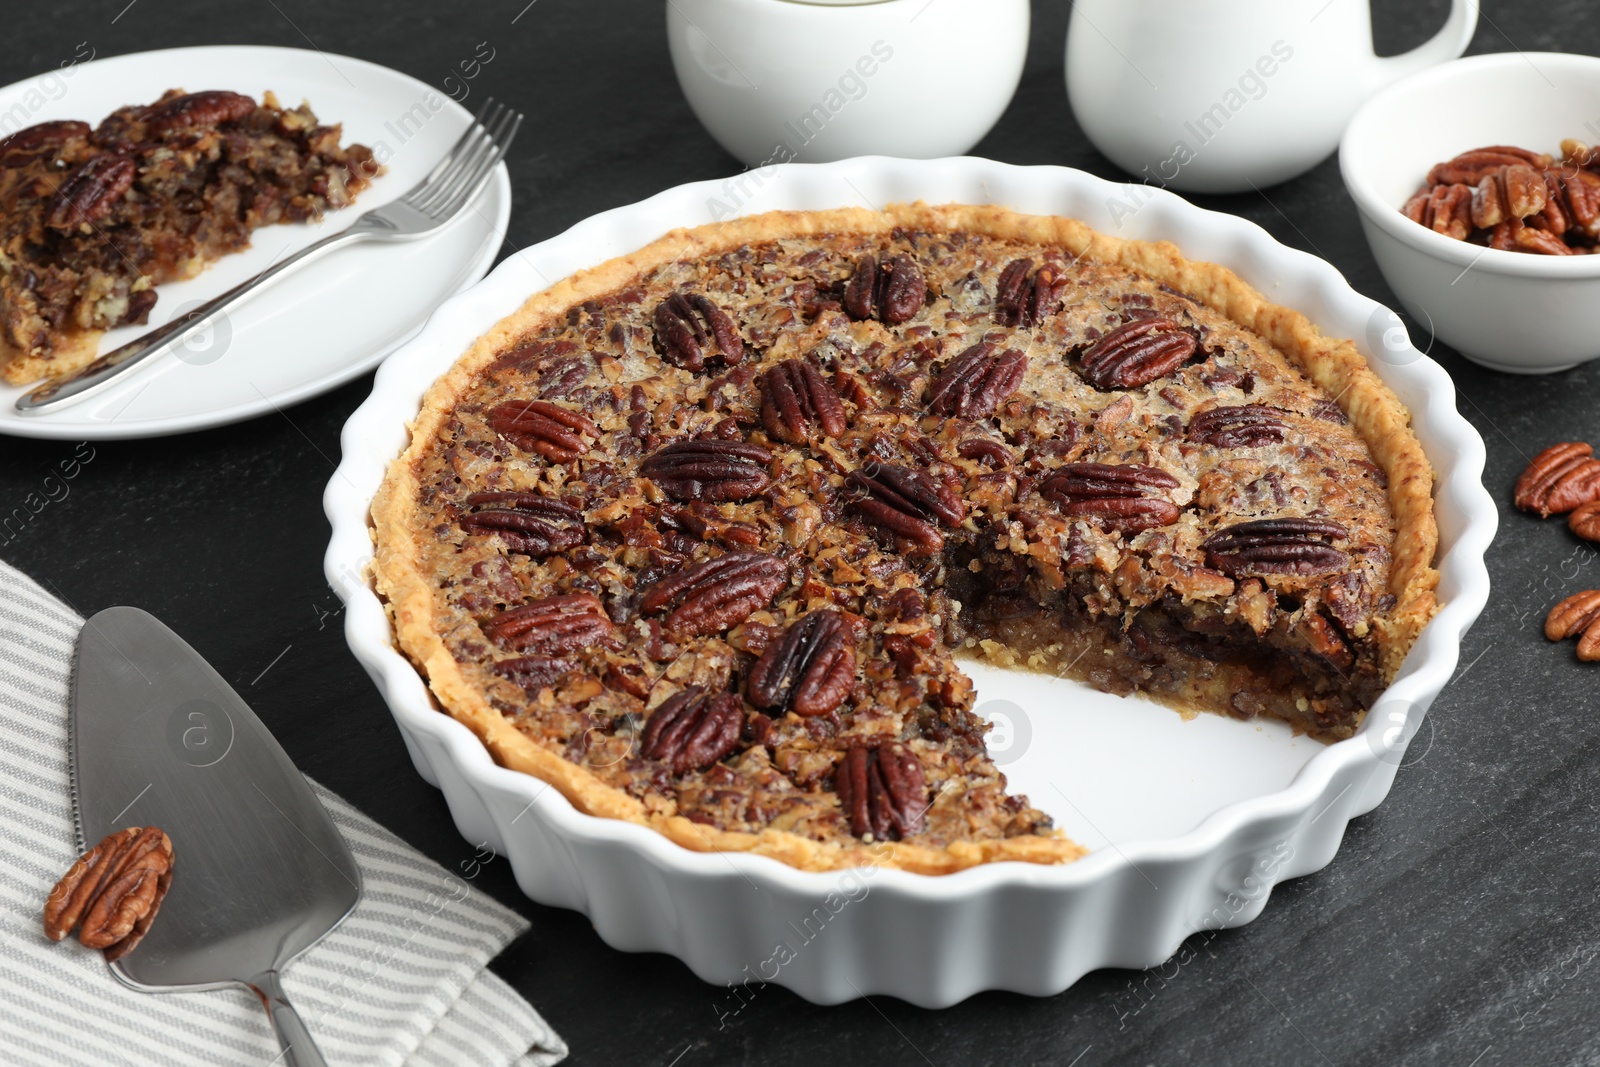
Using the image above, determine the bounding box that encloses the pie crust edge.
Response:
[369,202,1440,875]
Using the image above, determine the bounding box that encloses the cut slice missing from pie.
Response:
[371,203,1439,874]
[0,88,378,385]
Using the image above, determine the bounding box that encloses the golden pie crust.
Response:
[371,203,1439,874]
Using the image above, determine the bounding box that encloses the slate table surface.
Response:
[4,2,1597,1064]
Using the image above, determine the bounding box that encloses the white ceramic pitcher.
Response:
[667,0,1029,168]
[1066,0,1479,193]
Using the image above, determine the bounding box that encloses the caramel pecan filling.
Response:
[405,228,1397,851]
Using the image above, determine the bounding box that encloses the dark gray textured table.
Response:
[3,3,1596,1064]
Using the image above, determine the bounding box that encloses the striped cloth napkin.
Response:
[0,559,567,1067]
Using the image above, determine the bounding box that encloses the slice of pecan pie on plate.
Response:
[371,203,1438,875]
[0,88,377,386]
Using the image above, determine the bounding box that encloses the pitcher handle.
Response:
[1370,0,1479,89]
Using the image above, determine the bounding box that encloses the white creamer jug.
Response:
[1066,0,1478,192]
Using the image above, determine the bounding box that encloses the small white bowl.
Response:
[1341,51,1600,374]
[665,0,1028,167]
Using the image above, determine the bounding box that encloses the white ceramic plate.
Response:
[325,158,1496,1006]
[0,45,510,440]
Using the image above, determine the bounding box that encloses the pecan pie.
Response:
[372,204,1438,874]
[0,89,377,385]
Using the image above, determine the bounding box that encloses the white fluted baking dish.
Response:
[324,157,1495,1006]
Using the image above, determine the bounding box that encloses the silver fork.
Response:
[16,98,522,414]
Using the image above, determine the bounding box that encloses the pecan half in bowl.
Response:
[330,159,1492,1006]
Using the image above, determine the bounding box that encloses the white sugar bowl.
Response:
[666,0,1030,167]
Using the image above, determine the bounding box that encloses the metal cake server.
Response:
[70,606,361,1067]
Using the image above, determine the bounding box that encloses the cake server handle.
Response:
[248,969,330,1067]
[13,227,361,414]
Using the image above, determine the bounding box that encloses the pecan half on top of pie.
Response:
[372,203,1439,874]
[0,89,378,385]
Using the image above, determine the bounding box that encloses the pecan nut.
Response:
[659,502,761,548]
[653,290,744,371]
[0,119,89,166]
[925,341,1028,419]
[761,359,846,443]
[487,400,598,462]
[1546,590,1600,661]
[1489,215,1576,255]
[1532,169,1574,237]
[1426,145,1551,187]
[1514,442,1600,517]
[835,742,926,840]
[746,609,856,717]
[1404,143,1600,253]
[1077,317,1197,390]
[1570,500,1600,542]
[493,655,577,692]
[1470,164,1548,229]
[534,356,591,399]
[1562,138,1599,168]
[994,257,1068,327]
[459,492,584,555]
[1187,404,1291,448]
[1202,518,1350,577]
[845,461,966,553]
[640,686,744,774]
[639,550,788,637]
[640,438,772,502]
[47,153,135,231]
[483,593,615,653]
[1402,183,1474,240]
[44,826,173,961]
[958,438,1011,468]
[1554,166,1600,239]
[844,252,926,325]
[145,90,257,135]
[1040,462,1181,533]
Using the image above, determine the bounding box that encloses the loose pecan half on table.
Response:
[44,826,174,962]
[1514,442,1600,518]
[1546,590,1600,662]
